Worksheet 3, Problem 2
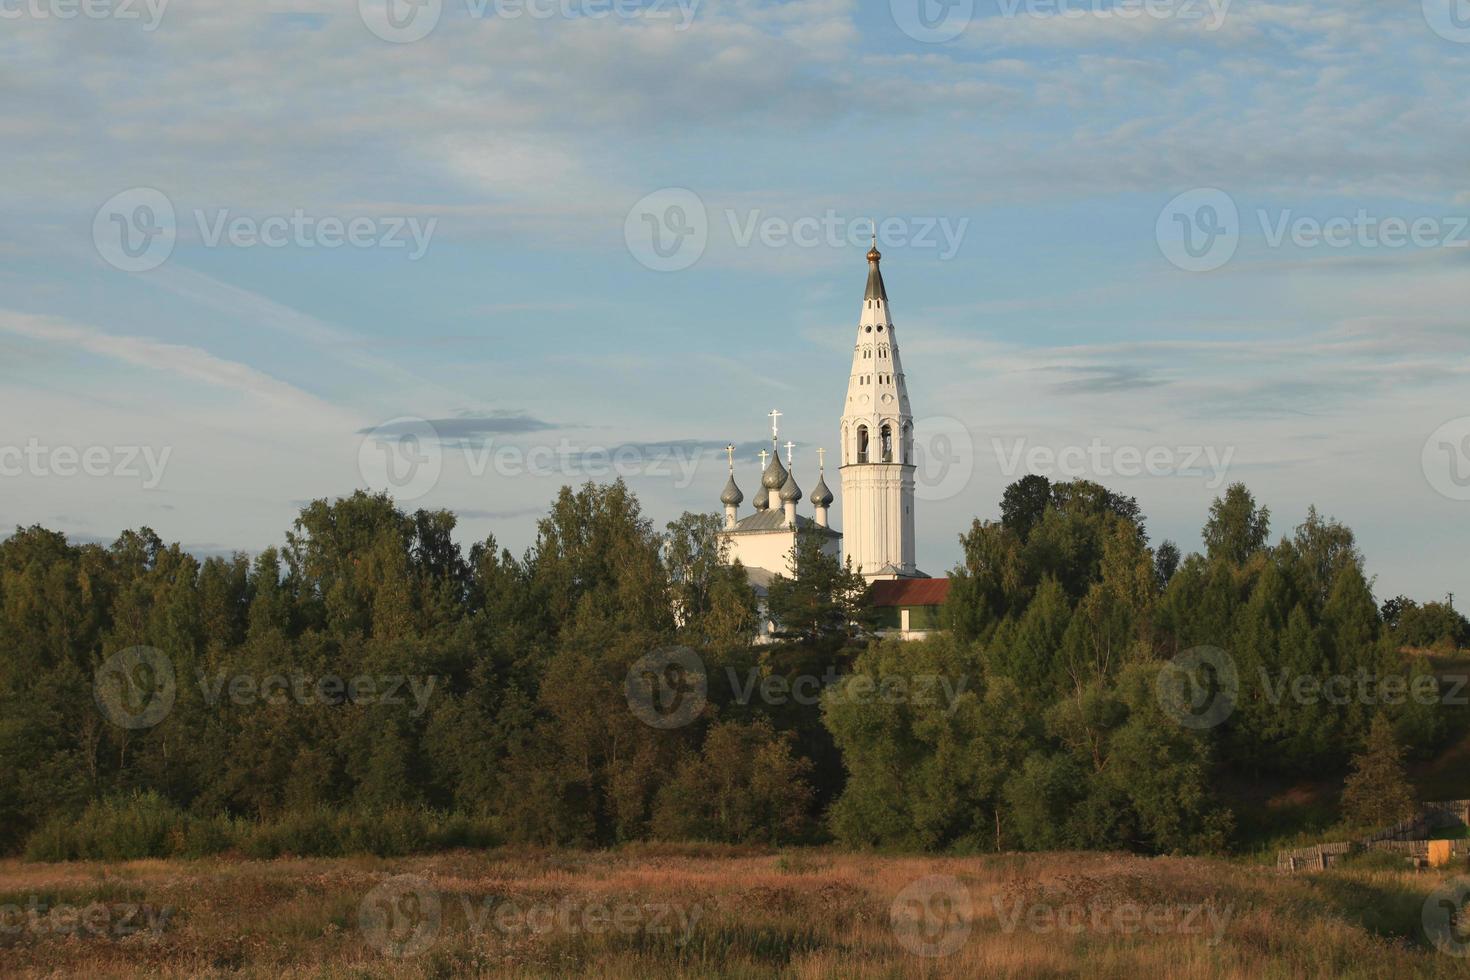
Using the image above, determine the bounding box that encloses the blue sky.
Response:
[2,0,1468,604]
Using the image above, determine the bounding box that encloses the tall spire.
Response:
[865,230,887,303]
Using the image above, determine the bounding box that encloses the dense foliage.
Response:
[0,477,1458,859]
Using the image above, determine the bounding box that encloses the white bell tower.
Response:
[839,238,918,580]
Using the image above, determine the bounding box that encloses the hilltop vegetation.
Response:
[0,478,1464,860]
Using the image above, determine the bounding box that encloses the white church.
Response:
[715,241,948,640]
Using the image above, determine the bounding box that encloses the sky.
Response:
[1,0,1468,605]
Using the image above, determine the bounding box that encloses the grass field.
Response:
[1,847,1467,977]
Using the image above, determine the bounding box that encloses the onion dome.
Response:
[761,451,788,490]
[779,469,802,504]
[753,484,770,511]
[720,473,744,507]
[811,474,833,508]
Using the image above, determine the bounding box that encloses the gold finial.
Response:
[867,223,881,263]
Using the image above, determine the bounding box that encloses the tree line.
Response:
[0,477,1461,859]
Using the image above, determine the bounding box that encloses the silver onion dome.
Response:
[779,469,802,503]
[810,475,833,508]
[720,474,744,507]
[761,452,788,490]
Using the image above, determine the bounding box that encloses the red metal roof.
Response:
[869,577,951,607]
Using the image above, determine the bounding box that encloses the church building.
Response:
[715,240,948,639]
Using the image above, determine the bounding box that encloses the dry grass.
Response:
[0,847,1465,978]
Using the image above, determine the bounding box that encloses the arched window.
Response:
[857,425,869,464]
[881,424,893,463]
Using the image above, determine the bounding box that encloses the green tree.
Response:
[1202,483,1270,566]
[1340,714,1416,829]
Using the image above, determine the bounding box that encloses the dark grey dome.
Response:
[720,474,744,507]
[779,469,802,503]
[753,484,770,510]
[761,453,788,490]
[811,476,833,507]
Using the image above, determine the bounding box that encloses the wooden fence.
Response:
[1276,799,1470,873]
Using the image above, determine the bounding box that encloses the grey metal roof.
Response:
[725,509,840,537]
[753,484,769,510]
[810,475,833,507]
[720,474,744,506]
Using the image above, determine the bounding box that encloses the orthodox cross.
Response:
[768,409,782,442]
[816,447,826,471]
[784,440,796,465]
[725,444,736,472]
[757,449,769,469]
